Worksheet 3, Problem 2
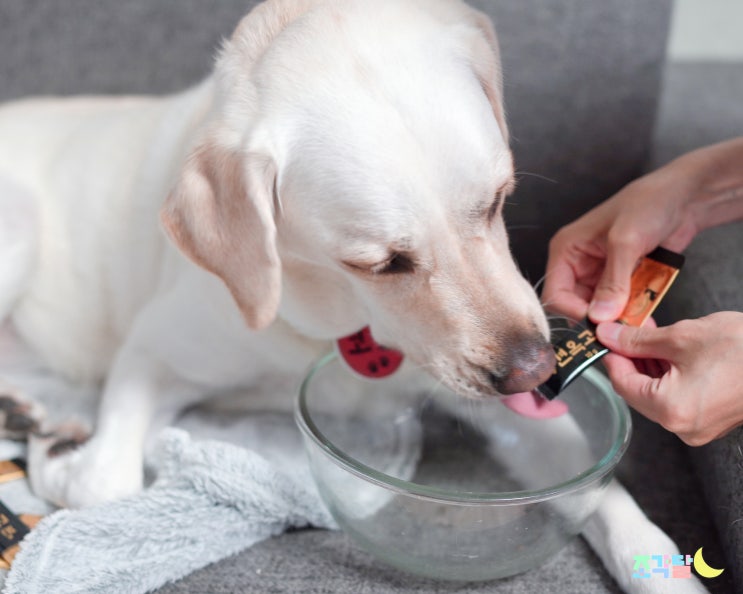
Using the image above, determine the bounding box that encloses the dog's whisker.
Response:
[544,314,572,325]
[514,170,559,185]
[533,267,561,294]
[532,274,548,293]
[549,328,577,338]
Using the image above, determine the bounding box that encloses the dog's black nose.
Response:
[489,338,555,395]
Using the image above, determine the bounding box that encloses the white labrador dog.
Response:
[0,0,706,592]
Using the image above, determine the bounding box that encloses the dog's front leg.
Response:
[583,482,708,594]
[27,322,208,509]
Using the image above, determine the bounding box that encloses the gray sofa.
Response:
[0,1,740,593]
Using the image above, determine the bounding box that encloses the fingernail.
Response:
[588,300,618,322]
[597,322,623,343]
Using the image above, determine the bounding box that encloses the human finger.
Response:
[587,238,644,322]
[596,322,683,361]
[541,261,589,319]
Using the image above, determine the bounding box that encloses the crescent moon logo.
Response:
[694,547,724,578]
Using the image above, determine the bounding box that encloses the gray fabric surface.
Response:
[650,62,743,593]
[650,63,743,168]
[155,529,622,594]
[0,1,256,98]
[2,1,737,593]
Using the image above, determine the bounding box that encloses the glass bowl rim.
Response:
[295,352,632,506]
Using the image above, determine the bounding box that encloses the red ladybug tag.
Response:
[336,326,404,379]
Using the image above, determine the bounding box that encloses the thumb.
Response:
[596,322,678,360]
[588,248,640,323]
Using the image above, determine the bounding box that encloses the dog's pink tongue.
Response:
[501,390,569,419]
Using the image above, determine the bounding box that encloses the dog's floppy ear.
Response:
[160,1,325,330]
[467,10,509,145]
[161,137,281,330]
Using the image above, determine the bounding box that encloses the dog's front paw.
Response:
[0,383,46,440]
[28,423,143,508]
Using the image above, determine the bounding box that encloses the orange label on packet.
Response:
[619,247,684,326]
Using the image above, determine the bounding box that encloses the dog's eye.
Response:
[372,252,415,275]
[342,252,415,276]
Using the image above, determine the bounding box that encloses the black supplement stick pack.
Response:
[538,246,685,400]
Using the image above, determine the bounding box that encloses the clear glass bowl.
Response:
[296,353,631,582]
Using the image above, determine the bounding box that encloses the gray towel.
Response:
[0,324,342,593]
[3,428,336,594]
[0,324,426,594]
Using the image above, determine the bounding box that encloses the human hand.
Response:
[543,137,743,324]
[542,167,698,324]
[595,312,743,446]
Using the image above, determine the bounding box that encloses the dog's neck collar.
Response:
[335,326,404,379]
